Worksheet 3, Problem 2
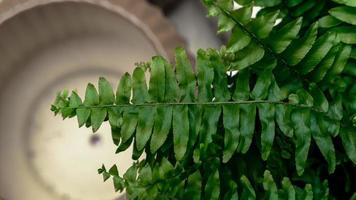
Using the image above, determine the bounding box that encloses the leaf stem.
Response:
[72,100,316,111]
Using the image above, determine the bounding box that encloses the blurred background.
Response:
[0,0,223,199]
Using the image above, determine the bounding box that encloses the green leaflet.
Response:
[308,83,329,112]
[198,106,221,159]
[69,91,82,108]
[298,32,338,75]
[222,104,240,163]
[91,108,107,132]
[291,1,317,17]
[318,15,342,28]
[173,105,189,161]
[283,22,318,66]
[331,26,356,44]
[132,67,149,104]
[120,109,138,143]
[223,180,238,200]
[150,106,173,153]
[164,58,179,102]
[255,0,281,7]
[116,136,133,154]
[276,105,294,137]
[188,105,202,152]
[175,48,196,102]
[184,171,201,200]
[263,170,279,200]
[311,114,336,173]
[232,42,265,70]
[232,69,250,101]
[231,5,252,25]
[309,45,340,82]
[149,56,166,102]
[324,44,352,81]
[76,108,91,128]
[135,107,156,151]
[228,26,251,52]
[237,104,256,153]
[116,73,132,104]
[329,6,356,25]
[248,10,279,39]
[197,49,214,102]
[331,0,356,7]
[251,69,273,100]
[240,175,256,200]
[340,127,356,164]
[287,0,304,7]
[204,169,220,200]
[280,177,296,200]
[84,83,99,106]
[211,51,230,101]
[98,77,115,105]
[291,108,311,175]
[259,103,275,160]
[267,17,303,54]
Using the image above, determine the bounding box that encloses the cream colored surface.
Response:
[0,1,182,199]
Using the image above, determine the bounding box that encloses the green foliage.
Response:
[52,0,356,199]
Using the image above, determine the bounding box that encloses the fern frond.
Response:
[52,47,355,198]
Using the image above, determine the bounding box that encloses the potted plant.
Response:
[52,0,356,199]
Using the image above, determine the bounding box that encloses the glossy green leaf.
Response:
[240,175,256,200]
[204,170,220,200]
[197,49,214,102]
[173,105,189,161]
[233,69,250,100]
[309,45,340,82]
[116,73,132,104]
[311,114,336,173]
[199,106,221,159]
[132,67,149,104]
[237,104,256,153]
[291,109,311,175]
[184,171,202,200]
[280,177,296,200]
[276,105,294,137]
[98,77,114,105]
[331,26,356,44]
[223,104,240,163]
[84,83,99,106]
[259,103,275,160]
[91,108,107,132]
[165,59,179,102]
[251,70,273,100]
[340,127,356,164]
[308,84,329,112]
[267,17,302,53]
[318,15,341,28]
[263,170,278,200]
[69,91,82,108]
[149,56,166,102]
[325,44,352,81]
[331,0,356,7]
[120,109,138,143]
[248,11,279,39]
[283,22,318,66]
[298,32,338,75]
[76,108,91,128]
[175,48,196,102]
[150,106,173,153]
[228,26,251,52]
[232,42,265,70]
[232,5,252,25]
[135,107,156,151]
[329,6,356,25]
